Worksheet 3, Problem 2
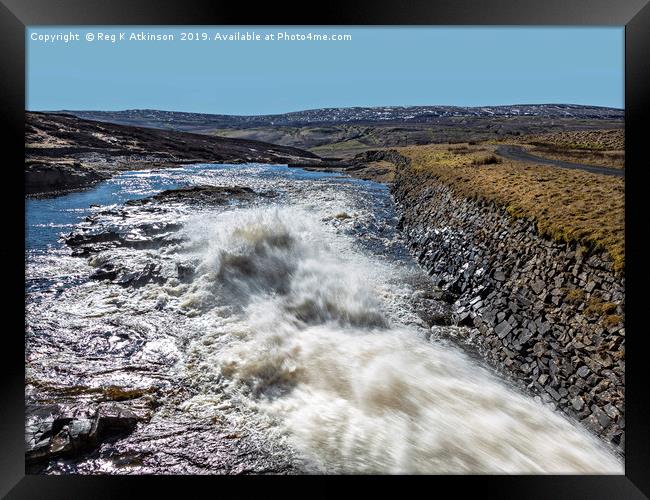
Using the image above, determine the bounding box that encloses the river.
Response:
[25,163,623,474]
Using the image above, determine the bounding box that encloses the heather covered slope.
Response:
[25,112,319,194]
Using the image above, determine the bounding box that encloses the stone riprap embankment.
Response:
[390,152,625,453]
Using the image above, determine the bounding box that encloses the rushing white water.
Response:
[26,164,623,474]
[174,206,622,474]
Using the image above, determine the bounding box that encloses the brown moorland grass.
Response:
[523,144,625,169]
[513,129,625,169]
[520,129,624,151]
[398,143,625,272]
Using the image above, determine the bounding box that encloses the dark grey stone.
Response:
[591,406,612,429]
[495,321,513,339]
[546,386,562,401]
[531,279,545,295]
[571,396,585,411]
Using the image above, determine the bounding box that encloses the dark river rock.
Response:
[26,162,111,195]
[126,185,272,206]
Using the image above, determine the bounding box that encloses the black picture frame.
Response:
[2,0,649,497]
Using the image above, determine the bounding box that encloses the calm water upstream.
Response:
[25,163,623,474]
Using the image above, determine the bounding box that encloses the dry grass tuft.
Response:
[471,154,502,166]
[563,288,586,305]
[602,314,624,328]
[584,296,619,317]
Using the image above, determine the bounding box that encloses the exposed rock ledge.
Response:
[26,162,111,195]
[26,403,142,465]
[126,185,270,206]
[390,153,624,454]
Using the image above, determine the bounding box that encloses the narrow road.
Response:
[495,145,624,178]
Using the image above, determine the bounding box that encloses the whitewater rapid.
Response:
[174,207,621,474]
[26,164,623,474]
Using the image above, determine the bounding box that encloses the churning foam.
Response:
[175,206,622,474]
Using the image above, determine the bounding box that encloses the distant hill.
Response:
[56,104,624,132]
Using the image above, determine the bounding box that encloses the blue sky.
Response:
[26,27,624,114]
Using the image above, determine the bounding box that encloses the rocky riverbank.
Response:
[387,151,624,453]
[25,161,112,194]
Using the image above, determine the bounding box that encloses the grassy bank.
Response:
[506,129,625,169]
[398,143,625,271]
